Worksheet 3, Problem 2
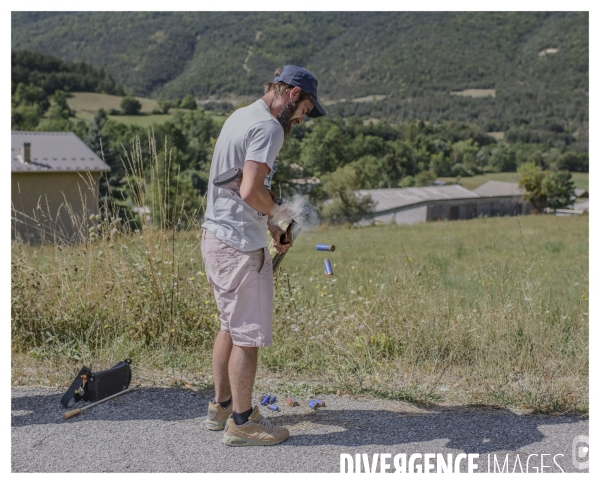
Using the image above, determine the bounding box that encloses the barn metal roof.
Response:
[11,131,110,173]
[472,181,524,197]
[356,185,479,212]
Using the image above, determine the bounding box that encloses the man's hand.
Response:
[268,220,292,254]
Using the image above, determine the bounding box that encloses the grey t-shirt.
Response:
[202,99,284,251]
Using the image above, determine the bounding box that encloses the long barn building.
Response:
[355,182,532,226]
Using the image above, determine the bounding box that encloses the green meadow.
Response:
[66,92,227,126]
[11,213,588,414]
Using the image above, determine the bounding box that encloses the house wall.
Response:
[427,200,479,221]
[394,206,428,225]
[11,171,101,244]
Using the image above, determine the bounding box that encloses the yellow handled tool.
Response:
[63,384,140,419]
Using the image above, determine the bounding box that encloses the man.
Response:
[201,66,326,446]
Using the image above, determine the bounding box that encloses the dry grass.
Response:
[65,92,227,126]
[450,89,496,98]
[10,134,588,414]
[67,92,161,115]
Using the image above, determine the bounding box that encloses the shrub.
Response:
[120,96,142,115]
[415,170,437,186]
[157,98,172,114]
[179,94,197,110]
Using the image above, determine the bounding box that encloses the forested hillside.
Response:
[11,49,125,96]
[11,50,125,132]
[12,11,588,133]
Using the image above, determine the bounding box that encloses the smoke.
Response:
[272,194,319,229]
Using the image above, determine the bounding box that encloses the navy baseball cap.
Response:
[271,65,326,118]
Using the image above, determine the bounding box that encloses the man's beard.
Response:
[277,101,297,136]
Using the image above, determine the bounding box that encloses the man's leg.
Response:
[229,345,258,413]
[212,330,233,402]
[222,342,289,446]
[205,330,234,430]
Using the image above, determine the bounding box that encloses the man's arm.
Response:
[239,160,275,215]
[240,160,292,254]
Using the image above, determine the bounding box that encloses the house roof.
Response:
[11,131,110,173]
[356,185,479,212]
[472,181,524,197]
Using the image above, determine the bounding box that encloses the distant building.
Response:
[11,131,110,244]
[471,181,532,217]
[471,181,524,197]
[355,182,532,226]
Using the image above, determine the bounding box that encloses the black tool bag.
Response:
[61,359,132,408]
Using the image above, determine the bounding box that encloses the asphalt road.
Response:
[11,386,589,473]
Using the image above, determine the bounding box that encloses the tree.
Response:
[518,162,547,213]
[555,151,588,172]
[82,109,129,219]
[430,151,452,177]
[415,170,437,186]
[543,170,575,211]
[319,165,375,224]
[120,96,142,115]
[487,145,517,172]
[11,105,41,130]
[400,175,416,187]
[349,155,390,189]
[48,90,74,119]
[518,162,575,213]
[299,120,349,176]
[12,82,50,112]
[157,97,172,114]
[450,139,480,176]
[37,117,87,136]
[179,94,197,110]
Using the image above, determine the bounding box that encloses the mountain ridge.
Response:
[12,11,588,130]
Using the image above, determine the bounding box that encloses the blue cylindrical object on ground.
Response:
[260,395,270,406]
[324,259,333,276]
[268,395,276,404]
[309,400,319,409]
[268,404,279,411]
[316,244,336,252]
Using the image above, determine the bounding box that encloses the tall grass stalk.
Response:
[11,133,588,414]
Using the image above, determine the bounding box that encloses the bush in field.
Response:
[120,96,142,115]
[179,94,197,110]
[157,98,172,114]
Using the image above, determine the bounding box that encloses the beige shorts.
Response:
[201,229,273,347]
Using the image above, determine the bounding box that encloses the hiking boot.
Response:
[222,405,289,446]
[205,400,233,431]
